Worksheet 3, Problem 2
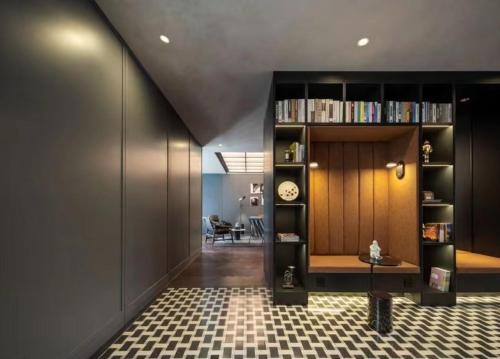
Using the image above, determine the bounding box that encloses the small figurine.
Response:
[422,140,433,164]
[282,265,295,288]
[370,240,382,260]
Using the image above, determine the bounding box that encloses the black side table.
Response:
[358,254,401,334]
[231,228,245,241]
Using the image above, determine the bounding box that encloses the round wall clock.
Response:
[277,181,299,201]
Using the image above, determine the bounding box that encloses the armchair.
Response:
[208,215,233,245]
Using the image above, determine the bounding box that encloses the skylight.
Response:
[216,152,264,173]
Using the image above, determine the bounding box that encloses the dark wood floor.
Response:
[169,241,266,287]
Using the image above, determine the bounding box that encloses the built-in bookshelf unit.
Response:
[264,72,500,306]
[272,123,308,304]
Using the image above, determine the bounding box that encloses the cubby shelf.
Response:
[274,276,305,292]
[423,241,454,246]
[275,163,305,167]
[275,202,305,206]
[422,285,452,294]
[422,201,454,207]
[275,240,307,245]
[422,162,453,167]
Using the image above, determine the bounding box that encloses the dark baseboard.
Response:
[89,249,201,359]
[69,312,124,359]
[125,273,171,322]
[167,247,201,283]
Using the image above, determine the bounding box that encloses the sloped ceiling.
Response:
[96,0,500,172]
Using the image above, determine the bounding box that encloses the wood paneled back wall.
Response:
[309,129,419,265]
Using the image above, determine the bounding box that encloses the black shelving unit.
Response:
[272,115,308,305]
[264,72,500,306]
[419,84,456,306]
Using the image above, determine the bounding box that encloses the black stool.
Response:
[368,290,392,333]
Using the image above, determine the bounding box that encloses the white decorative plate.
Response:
[277,181,299,201]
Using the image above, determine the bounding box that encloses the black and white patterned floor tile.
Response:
[100,288,500,359]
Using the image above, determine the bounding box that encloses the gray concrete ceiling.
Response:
[96,0,500,173]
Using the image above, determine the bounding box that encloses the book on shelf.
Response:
[345,101,381,123]
[429,267,451,292]
[289,142,304,163]
[422,102,452,123]
[277,233,300,242]
[422,223,452,243]
[385,101,420,123]
[307,99,343,123]
[275,99,305,123]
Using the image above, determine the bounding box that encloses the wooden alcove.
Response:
[308,125,420,275]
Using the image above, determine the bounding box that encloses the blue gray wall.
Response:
[0,1,201,358]
[203,173,264,232]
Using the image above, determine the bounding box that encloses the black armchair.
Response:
[208,215,233,244]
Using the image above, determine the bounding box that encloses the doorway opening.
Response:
[170,151,266,288]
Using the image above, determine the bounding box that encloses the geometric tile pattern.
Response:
[100,288,500,359]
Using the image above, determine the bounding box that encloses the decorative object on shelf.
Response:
[369,240,382,260]
[422,191,435,201]
[284,150,292,162]
[289,142,304,162]
[250,196,259,206]
[422,140,433,163]
[282,266,295,289]
[236,196,246,228]
[429,267,451,292]
[277,233,300,242]
[423,223,452,242]
[250,183,262,194]
[386,161,405,179]
[422,191,442,204]
[277,181,299,201]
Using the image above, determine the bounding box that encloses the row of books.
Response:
[422,102,452,123]
[276,233,300,242]
[275,99,453,123]
[429,267,451,292]
[345,101,382,123]
[386,101,420,123]
[423,223,452,243]
[307,99,343,123]
[275,99,306,123]
[289,142,305,162]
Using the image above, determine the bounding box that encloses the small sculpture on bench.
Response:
[370,240,382,261]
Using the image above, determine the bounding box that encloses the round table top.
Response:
[358,254,401,266]
[231,228,245,232]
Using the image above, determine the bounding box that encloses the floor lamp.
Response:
[237,196,246,228]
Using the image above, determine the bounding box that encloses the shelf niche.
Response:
[308,125,419,273]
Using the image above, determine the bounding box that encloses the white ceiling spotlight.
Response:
[357,37,369,47]
[218,143,223,147]
[159,35,170,44]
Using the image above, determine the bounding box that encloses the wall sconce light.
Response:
[386,161,405,179]
[309,162,319,169]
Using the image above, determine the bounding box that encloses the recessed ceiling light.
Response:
[160,35,170,44]
[218,144,223,147]
[357,37,369,47]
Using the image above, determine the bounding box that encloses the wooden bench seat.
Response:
[309,255,420,274]
[456,250,500,274]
